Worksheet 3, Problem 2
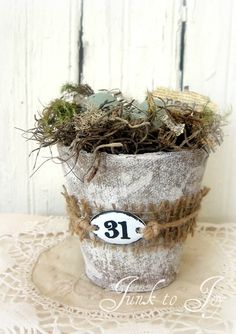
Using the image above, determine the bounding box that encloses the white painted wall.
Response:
[183,0,236,222]
[0,0,81,215]
[82,0,182,97]
[0,0,235,222]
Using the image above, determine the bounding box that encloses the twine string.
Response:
[62,186,209,244]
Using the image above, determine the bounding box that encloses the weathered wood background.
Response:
[0,0,235,222]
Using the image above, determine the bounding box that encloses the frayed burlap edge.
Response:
[62,186,209,248]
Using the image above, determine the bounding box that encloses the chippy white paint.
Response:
[0,0,236,223]
[58,147,208,218]
[80,239,183,292]
[60,147,206,292]
[91,211,145,245]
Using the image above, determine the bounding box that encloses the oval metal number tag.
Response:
[90,210,145,245]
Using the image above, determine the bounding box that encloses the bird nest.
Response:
[25,83,225,161]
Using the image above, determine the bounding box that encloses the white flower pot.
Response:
[58,145,208,292]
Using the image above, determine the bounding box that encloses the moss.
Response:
[61,82,94,96]
[36,99,77,139]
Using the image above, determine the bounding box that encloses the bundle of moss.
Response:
[26,83,224,156]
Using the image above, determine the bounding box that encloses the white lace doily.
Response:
[0,214,236,334]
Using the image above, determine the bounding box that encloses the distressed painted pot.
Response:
[58,145,208,292]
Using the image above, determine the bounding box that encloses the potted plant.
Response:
[26,83,223,292]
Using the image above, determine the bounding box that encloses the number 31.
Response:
[104,220,131,240]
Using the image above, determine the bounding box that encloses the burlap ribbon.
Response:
[62,186,209,246]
